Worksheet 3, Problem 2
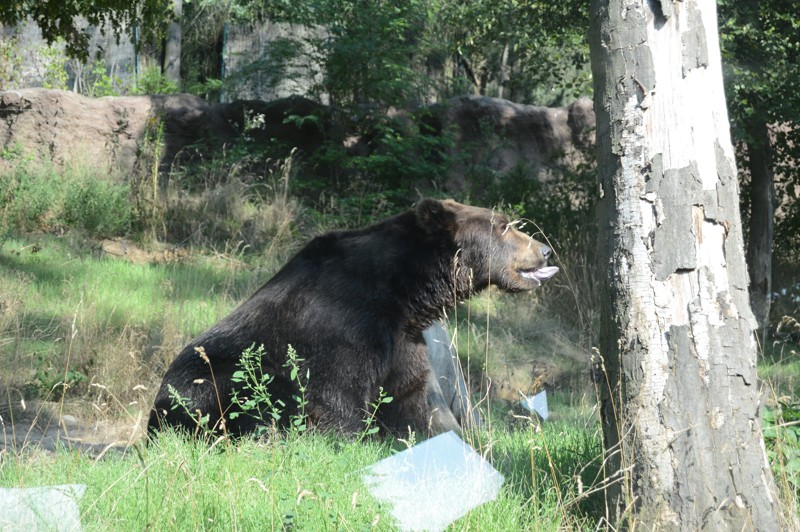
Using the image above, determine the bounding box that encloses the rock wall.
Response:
[443,95,595,187]
[0,89,235,171]
[0,88,594,184]
[1,19,325,103]
[0,20,137,91]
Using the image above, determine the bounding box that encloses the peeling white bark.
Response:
[590,0,786,529]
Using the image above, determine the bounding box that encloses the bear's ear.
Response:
[415,199,456,234]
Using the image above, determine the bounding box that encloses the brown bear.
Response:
[147,199,558,438]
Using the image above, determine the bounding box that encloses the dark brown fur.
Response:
[148,199,554,438]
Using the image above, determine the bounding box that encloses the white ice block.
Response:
[520,390,548,420]
[0,484,86,531]
[362,431,504,531]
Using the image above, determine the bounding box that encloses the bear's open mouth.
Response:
[518,266,559,286]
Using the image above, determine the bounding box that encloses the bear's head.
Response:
[416,199,558,294]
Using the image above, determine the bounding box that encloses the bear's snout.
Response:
[506,236,558,289]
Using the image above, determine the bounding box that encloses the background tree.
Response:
[249,0,592,107]
[589,0,788,528]
[718,0,800,335]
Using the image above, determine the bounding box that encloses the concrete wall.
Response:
[0,20,138,91]
[221,22,326,103]
[0,19,324,103]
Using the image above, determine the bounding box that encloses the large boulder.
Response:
[442,95,595,189]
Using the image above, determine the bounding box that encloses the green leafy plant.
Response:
[167,384,213,438]
[763,398,800,497]
[0,155,132,239]
[346,111,452,190]
[283,344,310,433]
[229,344,285,436]
[0,141,32,163]
[0,36,23,89]
[183,71,223,100]
[84,59,125,97]
[133,65,179,95]
[37,41,69,89]
[29,352,88,396]
[358,386,393,442]
[0,163,60,233]
[63,176,132,237]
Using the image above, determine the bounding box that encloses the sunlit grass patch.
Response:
[0,419,604,530]
[0,235,273,413]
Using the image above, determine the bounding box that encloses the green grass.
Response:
[758,326,800,399]
[0,420,603,530]
[0,235,281,409]
[1,432,390,530]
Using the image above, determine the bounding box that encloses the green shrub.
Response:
[0,36,23,89]
[346,111,452,189]
[0,164,61,233]
[63,176,132,237]
[84,59,126,97]
[132,65,180,95]
[1,156,132,239]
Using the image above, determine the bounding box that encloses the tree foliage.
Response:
[248,0,590,107]
[439,0,591,105]
[5,0,589,107]
[719,0,800,129]
[307,0,436,106]
[0,0,171,60]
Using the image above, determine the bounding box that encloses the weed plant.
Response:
[227,343,313,437]
[230,344,286,435]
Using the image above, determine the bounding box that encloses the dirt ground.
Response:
[0,404,144,457]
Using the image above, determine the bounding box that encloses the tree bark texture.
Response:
[589,0,783,529]
[744,116,775,338]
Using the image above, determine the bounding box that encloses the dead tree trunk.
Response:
[588,0,787,528]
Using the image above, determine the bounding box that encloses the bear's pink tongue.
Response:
[532,266,559,282]
[520,266,559,285]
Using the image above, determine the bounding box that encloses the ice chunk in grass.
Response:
[362,431,503,531]
[520,390,549,420]
[0,484,85,531]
